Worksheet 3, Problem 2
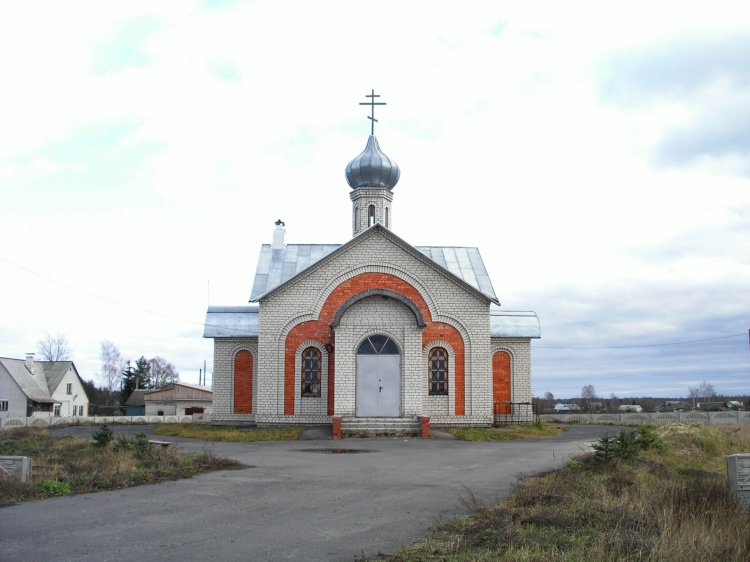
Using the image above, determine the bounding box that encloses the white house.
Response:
[0,354,90,418]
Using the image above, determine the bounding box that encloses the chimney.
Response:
[25,353,35,375]
[272,219,286,250]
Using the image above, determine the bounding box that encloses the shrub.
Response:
[92,425,114,447]
[37,480,71,496]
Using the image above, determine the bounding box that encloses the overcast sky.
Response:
[1,1,748,400]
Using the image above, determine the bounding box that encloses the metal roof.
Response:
[489,308,541,338]
[41,361,74,393]
[204,306,539,339]
[248,243,498,302]
[415,246,497,301]
[0,357,56,403]
[203,306,259,338]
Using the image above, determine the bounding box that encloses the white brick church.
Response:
[204,95,540,430]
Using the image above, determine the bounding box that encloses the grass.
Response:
[375,424,750,561]
[442,422,565,441]
[0,426,247,508]
[151,423,305,442]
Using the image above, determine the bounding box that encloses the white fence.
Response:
[539,410,750,425]
[0,414,211,428]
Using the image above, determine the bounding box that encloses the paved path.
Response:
[0,424,623,561]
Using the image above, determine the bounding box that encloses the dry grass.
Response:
[151,423,305,441]
[0,427,247,507]
[377,424,750,561]
[442,423,564,441]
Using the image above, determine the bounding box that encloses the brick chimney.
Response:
[272,219,286,250]
[25,353,35,374]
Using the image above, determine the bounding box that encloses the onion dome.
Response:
[345,135,400,190]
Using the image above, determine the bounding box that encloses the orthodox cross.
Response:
[359,89,386,135]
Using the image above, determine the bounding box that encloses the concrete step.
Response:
[341,417,421,437]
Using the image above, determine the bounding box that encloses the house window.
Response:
[385,207,389,228]
[301,347,321,397]
[72,405,76,416]
[428,348,449,395]
[66,383,72,395]
[0,401,8,411]
[53,405,60,416]
[368,205,375,227]
[354,207,360,233]
[79,406,84,416]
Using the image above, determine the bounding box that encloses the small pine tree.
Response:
[92,424,114,447]
[592,433,620,465]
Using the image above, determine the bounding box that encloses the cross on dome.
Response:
[359,89,387,136]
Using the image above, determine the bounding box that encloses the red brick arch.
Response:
[283,272,466,416]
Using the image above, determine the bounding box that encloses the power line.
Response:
[535,333,745,350]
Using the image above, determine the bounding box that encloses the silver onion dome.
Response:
[345,135,400,190]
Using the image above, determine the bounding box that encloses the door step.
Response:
[340,417,421,437]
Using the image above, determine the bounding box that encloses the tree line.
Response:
[537,380,747,413]
[36,334,179,415]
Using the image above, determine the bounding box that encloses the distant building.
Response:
[697,401,742,412]
[652,400,691,413]
[618,404,643,413]
[124,390,148,416]
[143,383,213,416]
[0,354,89,418]
[554,403,580,412]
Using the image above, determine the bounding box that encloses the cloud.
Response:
[596,28,750,174]
[92,16,161,75]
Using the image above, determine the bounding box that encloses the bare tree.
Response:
[581,384,597,412]
[100,341,124,397]
[689,380,716,407]
[37,332,72,361]
[544,391,554,402]
[149,356,179,389]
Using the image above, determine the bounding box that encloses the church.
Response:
[203,93,540,433]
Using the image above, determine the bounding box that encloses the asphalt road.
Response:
[0,424,624,561]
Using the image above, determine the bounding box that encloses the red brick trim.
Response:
[493,351,511,414]
[233,350,253,414]
[283,273,456,416]
[423,323,465,415]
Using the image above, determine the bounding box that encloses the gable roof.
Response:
[249,224,499,304]
[0,357,57,403]
[124,389,149,407]
[41,361,74,393]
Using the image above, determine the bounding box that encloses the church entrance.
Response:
[355,335,401,417]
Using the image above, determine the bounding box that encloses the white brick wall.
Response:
[208,228,535,425]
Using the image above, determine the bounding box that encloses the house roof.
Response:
[144,383,213,402]
[203,305,259,338]
[248,224,499,304]
[0,357,57,403]
[41,361,74,393]
[490,308,541,338]
[204,305,539,339]
[124,389,149,406]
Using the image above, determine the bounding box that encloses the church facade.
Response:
[204,109,540,428]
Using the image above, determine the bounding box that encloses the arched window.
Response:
[354,207,360,233]
[428,347,448,395]
[385,207,389,228]
[301,347,321,397]
[368,205,375,227]
[234,350,253,414]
